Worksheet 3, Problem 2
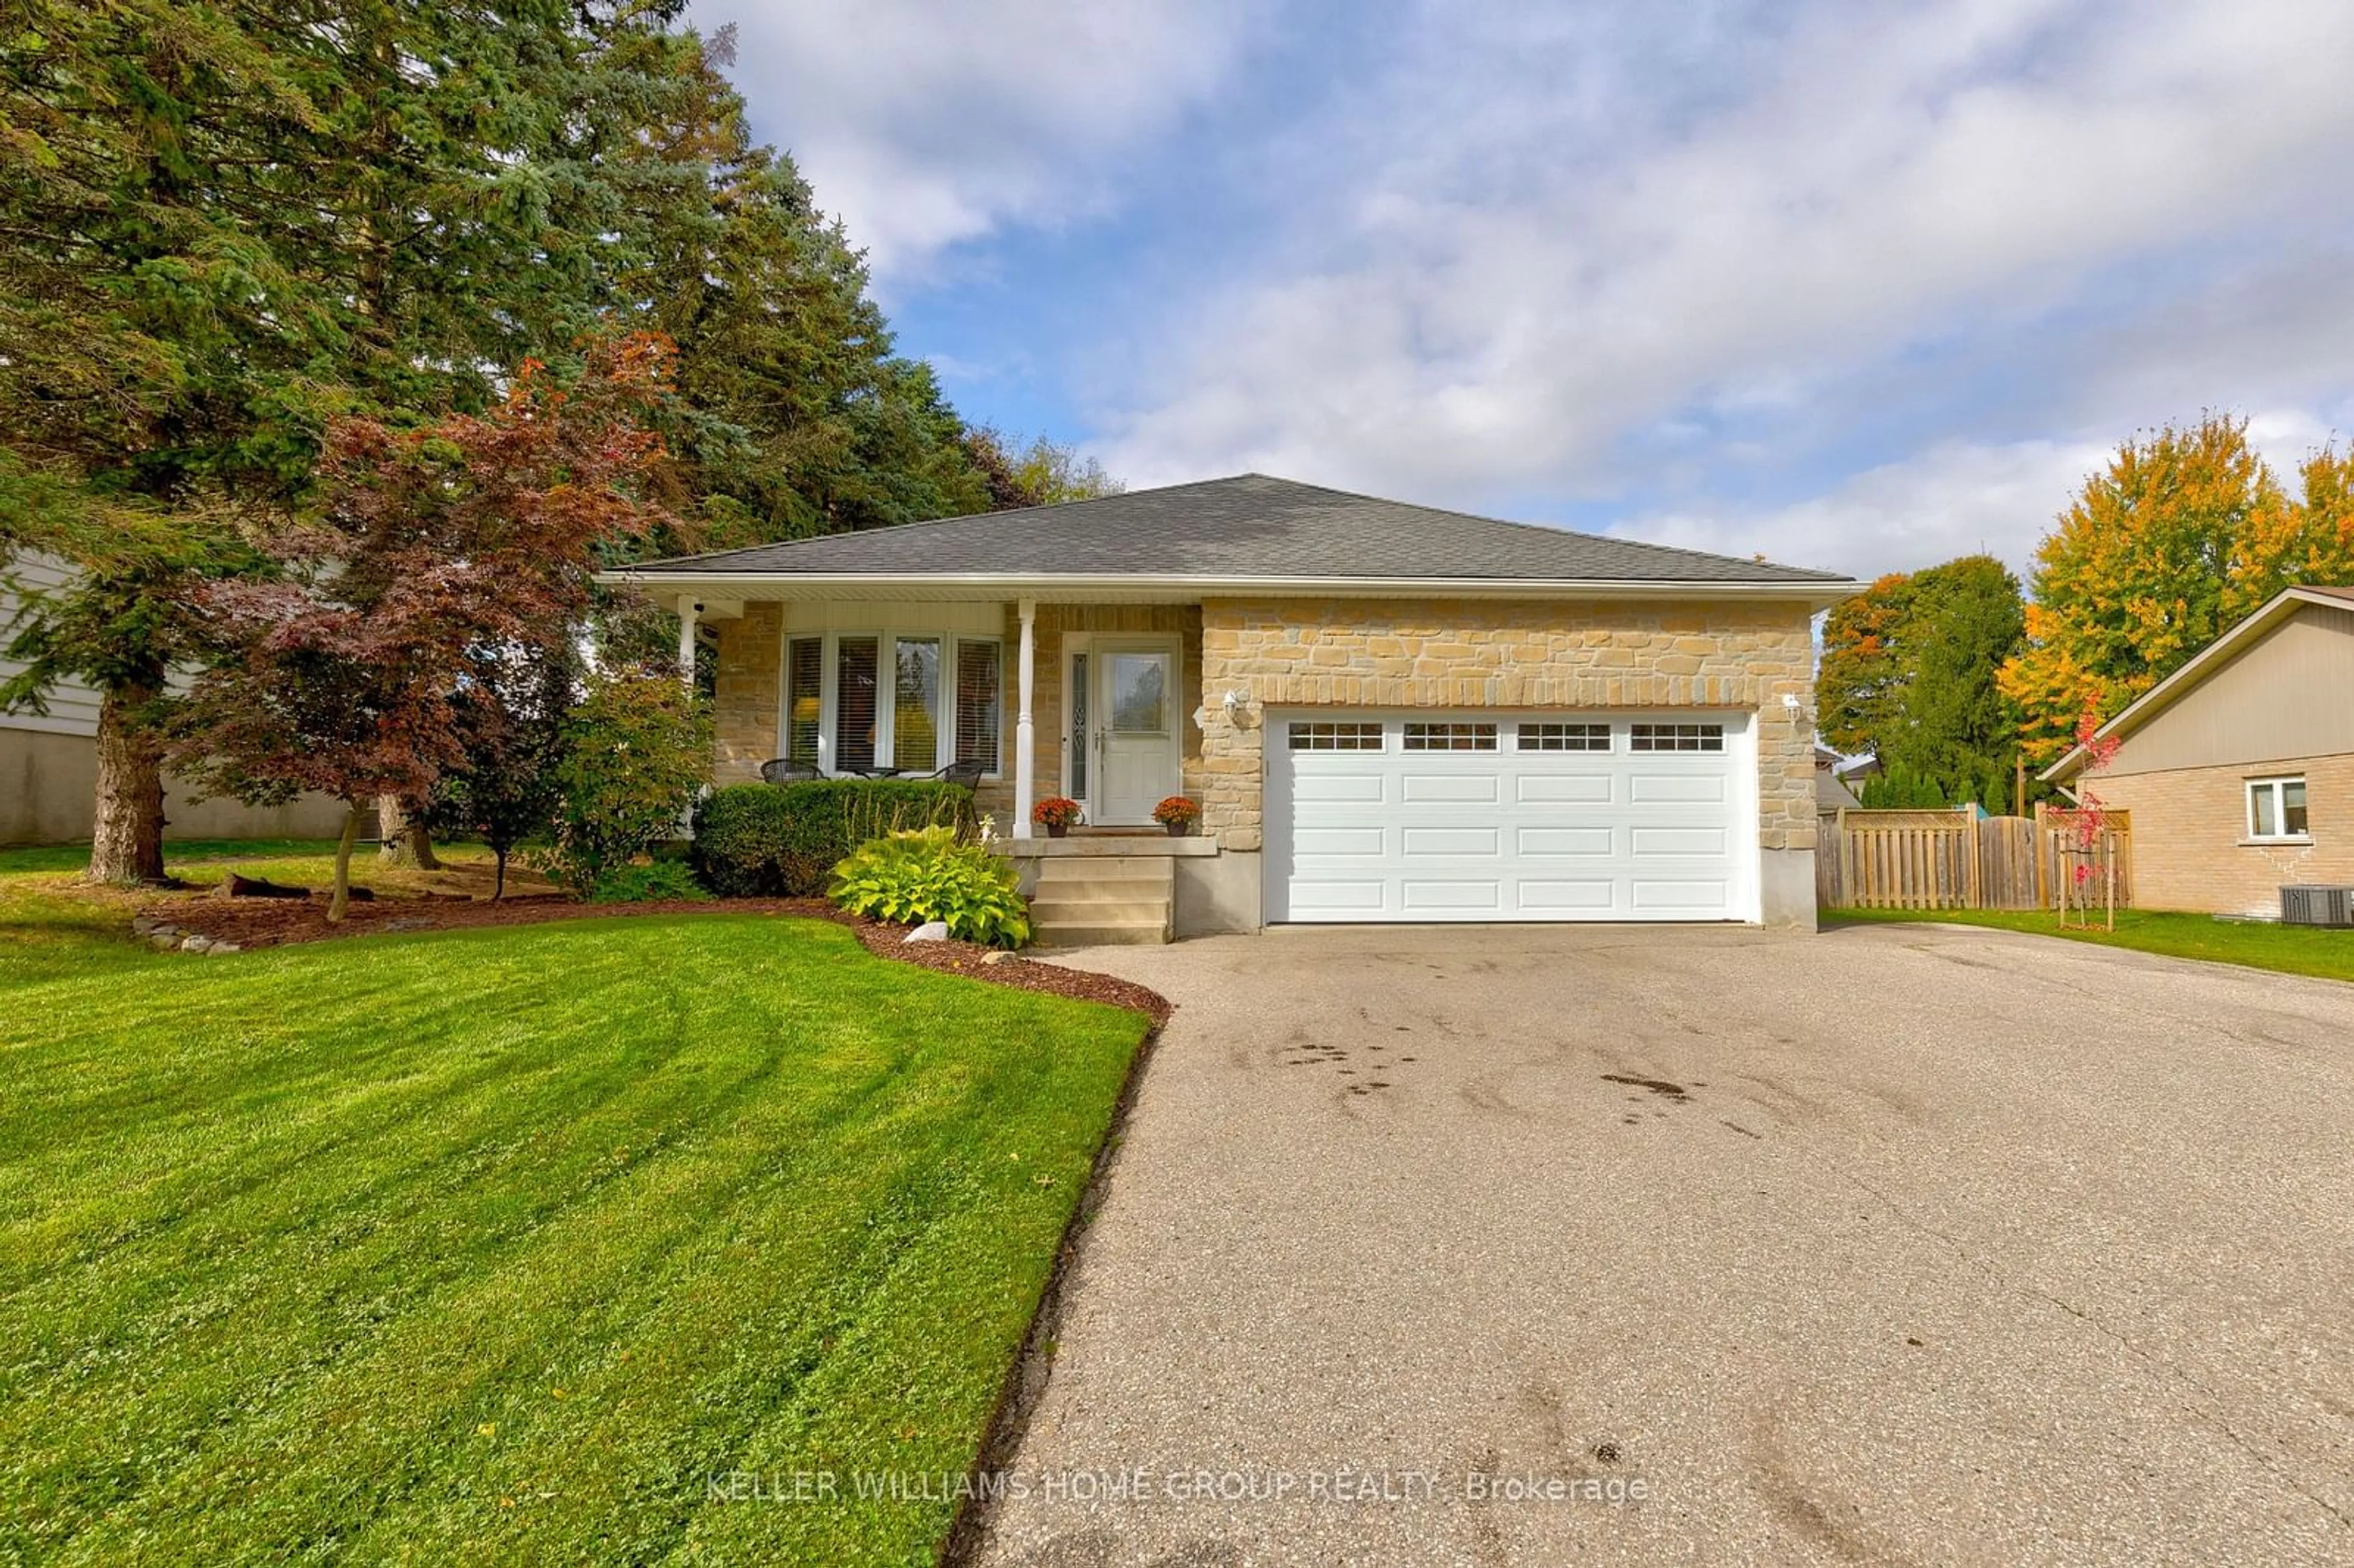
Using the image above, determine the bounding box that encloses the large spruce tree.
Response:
[1,3,999,880]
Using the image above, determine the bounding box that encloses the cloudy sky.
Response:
[692,0,2354,579]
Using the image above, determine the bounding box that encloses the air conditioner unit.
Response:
[2280,886,2354,927]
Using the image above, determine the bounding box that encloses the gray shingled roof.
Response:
[623,474,1846,584]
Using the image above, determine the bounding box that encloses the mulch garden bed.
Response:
[134,888,1172,1023]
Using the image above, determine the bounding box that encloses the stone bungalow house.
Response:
[604,476,1857,940]
[2043,584,2354,917]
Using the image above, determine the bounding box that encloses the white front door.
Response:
[1091,643,1179,825]
[1263,709,1756,922]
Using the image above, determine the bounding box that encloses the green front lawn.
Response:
[1832,905,2354,984]
[0,904,1151,1564]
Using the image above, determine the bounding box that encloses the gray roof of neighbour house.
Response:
[615,474,1849,587]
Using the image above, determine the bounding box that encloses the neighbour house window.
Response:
[1518,722,1610,752]
[2247,777,2309,840]
[1403,721,1497,752]
[1630,722,1724,753]
[785,637,822,765]
[790,631,1004,776]
[1288,721,1384,751]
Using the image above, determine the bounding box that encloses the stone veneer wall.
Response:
[711,603,782,786]
[1193,596,1818,854]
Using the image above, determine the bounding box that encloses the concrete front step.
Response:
[1031,918,1171,947]
[1032,858,1174,882]
[1030,896,1169,923]
[1032,877,1175,903]
[1029,853,1174,945]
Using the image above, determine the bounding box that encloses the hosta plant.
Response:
[828,827,1030,948]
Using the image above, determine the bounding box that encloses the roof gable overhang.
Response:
[2041,585,2349,783]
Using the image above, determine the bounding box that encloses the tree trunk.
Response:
[492,844,507,901]
[88,685,167,885]
[378,794,443,868]
[328,801,362,923]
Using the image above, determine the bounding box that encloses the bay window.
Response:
[781,630,1002,776]
[893,637,942,773]
[835,636,879,771]
[784,636,822,765]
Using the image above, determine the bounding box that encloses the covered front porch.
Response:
[680,593,1209,843]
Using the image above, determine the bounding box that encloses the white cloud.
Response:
[692,0,1262,280]
[1622,435,2114,580]
[1097,0,2354,514]
[1628,397,2354,583]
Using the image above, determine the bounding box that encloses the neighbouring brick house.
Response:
[605,476,1855,938]
[2043,584,2354,918]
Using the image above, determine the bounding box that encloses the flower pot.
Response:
[1164,820,1188,837]
[1045,822,1068,839]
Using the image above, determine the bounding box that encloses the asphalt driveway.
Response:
[973,922,2354,1567]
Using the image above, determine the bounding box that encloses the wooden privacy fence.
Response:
[1818,807,2133,911]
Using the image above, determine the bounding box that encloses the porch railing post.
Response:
[1013,598,1036,840]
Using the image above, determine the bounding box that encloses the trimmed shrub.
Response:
[539,672,710,896]
[693,778,977,897]
[829,827,1029,948]
[589,859,709,903]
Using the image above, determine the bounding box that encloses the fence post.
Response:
[2032,801,2047,910]
[1964,809,1980,909]
[1835,807,1849,908]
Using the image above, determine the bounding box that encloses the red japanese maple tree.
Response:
[171,335,678,918]
[2049,705,2122,929]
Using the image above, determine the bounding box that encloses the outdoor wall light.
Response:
[1222,689,1247,720]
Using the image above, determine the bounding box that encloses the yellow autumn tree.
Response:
[1999,414,2354,766]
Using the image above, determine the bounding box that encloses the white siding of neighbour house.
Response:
[2,553,349,845]
[1,557,105,736]
[2103,603,2354,777]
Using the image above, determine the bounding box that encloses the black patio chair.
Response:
[925,758,987,791]
[758,758,820,784]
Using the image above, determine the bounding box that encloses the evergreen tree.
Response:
[1816,555,2025,806]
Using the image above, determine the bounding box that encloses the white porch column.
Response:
[675,595,699,688]
[1013,597,1037,840]
[675,596,701,838]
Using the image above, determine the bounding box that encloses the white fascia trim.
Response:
[2040,586,2331,783]
[596,570,1861,609]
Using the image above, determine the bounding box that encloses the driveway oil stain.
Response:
[1601,1073,1689,1099]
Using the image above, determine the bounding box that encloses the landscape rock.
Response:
[148,932,180,951]
[180,935,213,954]
[209,942,242,955]
[904,921,950,943]
[981,950,1015,966]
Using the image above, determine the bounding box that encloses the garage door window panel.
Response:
[1289,721,1384,751]
[1404,721,1497,752]
[1630,722,1724,753]
[1519,722,1609,752]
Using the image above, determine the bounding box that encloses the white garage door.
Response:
[1263,710,1756,923]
